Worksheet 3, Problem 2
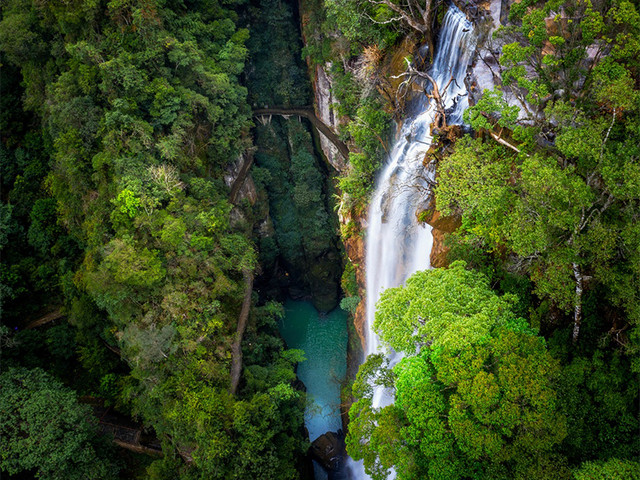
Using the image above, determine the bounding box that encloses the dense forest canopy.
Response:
[1,0,307,478]
[1,0,639,479]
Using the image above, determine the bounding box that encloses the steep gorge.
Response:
[245,0,344,313]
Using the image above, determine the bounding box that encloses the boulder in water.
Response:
[310,431,346,472]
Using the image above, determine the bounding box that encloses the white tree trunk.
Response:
[572,262,583,344]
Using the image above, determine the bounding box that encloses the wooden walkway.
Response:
[253,107,350,160]
[85,400,163,456]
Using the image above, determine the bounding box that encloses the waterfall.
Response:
[348,5,475,479]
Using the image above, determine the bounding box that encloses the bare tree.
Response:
[393,58,456,129]
[148,164,185,195]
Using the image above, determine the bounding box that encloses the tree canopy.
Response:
[347,263,567,480]
[0,367,119,480]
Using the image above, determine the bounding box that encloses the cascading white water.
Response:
[348,5,475,479]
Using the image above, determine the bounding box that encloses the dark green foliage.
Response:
[245,0,312,108]
[244,0,342,311]
[0,0,307,477]
[0,68,77,322]
[253,118,341,311]
[555,349,639,464]
[0,367,119,480]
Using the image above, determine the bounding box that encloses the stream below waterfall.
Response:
[278,300,348,479]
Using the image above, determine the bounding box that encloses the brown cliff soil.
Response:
[343,226,367,348]
[419,205,462,268]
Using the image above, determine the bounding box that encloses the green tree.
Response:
[0,367,119,480]
[347,262,567,480]
[440,55,640,347]
[0,1,309,477]
[574,458,640,480]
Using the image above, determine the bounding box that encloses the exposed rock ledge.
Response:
[419,195,462,268]
[311,431,347,477]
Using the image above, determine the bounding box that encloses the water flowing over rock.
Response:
[348,5,476,479]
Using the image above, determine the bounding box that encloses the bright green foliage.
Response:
[495,0,627,109]
[574,459,640,480]
[0,367,119,480]
[140,303,308,480]
[325,0,402,50]
[429,2,640,475]
[463,88,519,132]
[348,264,566,480]
[114,189,141,218]
[441,71,640,352]
[374,261,524,353]
[340,295,361,314]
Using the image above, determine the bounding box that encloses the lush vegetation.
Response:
[345,0,640,479]
[348,263,568,480]
[246,0,342,312]
[1,0,309,478]
[2,0,639,479]
[301,0,399,211]
[0,367,119,479]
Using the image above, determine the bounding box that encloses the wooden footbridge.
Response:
[252,107,350,160]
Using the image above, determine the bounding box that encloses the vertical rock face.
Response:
[313,64,347,172]
[465,0,517,108]
[424,208,462,268]
[342,221,367,347]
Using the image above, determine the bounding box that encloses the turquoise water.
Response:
[279,299,348,442]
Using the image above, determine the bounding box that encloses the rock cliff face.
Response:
[341,214,367,347]
[224,153,258,206]
[465,0,518,108]
[312,64,347,172]
[423,207,462,268]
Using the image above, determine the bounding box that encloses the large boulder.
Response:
[311,431,346,473]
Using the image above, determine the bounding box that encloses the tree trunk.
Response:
[229,268,254,395]
[572,262,583,344]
